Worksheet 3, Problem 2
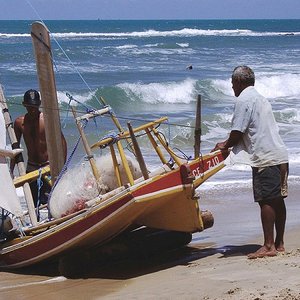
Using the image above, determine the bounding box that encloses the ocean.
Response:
[1,19,300,244]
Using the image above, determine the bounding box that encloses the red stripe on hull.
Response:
[1,194,133,267]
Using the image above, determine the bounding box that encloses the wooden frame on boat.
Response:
[0,21,226,269]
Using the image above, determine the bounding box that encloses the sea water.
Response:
[1,19,300,245]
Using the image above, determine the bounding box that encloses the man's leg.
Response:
[248,200,277,259]
[274,197,286,252]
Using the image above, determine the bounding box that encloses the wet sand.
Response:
[1,184,300,300]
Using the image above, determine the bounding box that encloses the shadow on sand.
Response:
[4,228,261,280]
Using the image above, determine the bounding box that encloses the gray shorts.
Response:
[252,163,288,202]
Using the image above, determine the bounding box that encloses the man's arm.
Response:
[10,117,23,174]
[0,148,23,158]
[211,130,243,152]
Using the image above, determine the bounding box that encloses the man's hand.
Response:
[0,148,23,158]
[211,141,227,152]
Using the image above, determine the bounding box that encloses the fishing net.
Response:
[49,154,142,218]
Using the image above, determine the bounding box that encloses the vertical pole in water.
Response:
[31,22,65,185]
[194,94,201,158]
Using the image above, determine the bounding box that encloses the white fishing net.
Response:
[49,154,142,218]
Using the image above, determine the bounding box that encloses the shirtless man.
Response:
[11,89,67,207]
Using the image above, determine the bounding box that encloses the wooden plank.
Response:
[31,22,65,184]
[13,165,51,188]
[91,117,168,149]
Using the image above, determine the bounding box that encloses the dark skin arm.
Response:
[10,117,24,174]
[211,130,243,152]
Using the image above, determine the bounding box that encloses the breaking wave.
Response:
[1,28,300,40]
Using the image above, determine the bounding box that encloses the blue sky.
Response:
[1,0,299,20]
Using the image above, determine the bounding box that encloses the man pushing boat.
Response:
[212,66,289,259]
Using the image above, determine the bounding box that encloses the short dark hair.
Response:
[232,66,255,86]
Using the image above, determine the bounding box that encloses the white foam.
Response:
[118,78,197,104]
[3,28,299,40]
[176,43,189,48]
[211,73,300,99]
[45,29,300,39]
[256,74,300,99]
[116,44,138,49]
[57,90,97,104]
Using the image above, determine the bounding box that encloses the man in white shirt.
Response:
[212,66,289,259]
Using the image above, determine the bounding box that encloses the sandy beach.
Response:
[1,183,300,300]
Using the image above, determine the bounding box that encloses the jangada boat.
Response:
[0,22,226,270]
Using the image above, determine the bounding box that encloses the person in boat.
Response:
[212,65,289,259]
[10,89,67,207]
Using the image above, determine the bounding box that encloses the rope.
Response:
[25,0,102,108]
[36,168,43,221]
[98,133,120,149]
[1,99,197,132]
[156,129,193,161]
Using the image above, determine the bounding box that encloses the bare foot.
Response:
[275,242,285,252]
[247,246,277,259]
[276,246,285,252]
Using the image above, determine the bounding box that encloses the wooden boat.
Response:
[0,22,226,269]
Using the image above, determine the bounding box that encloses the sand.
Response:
[1,184,300,300]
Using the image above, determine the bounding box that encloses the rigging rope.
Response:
[36,168,43,221]
[25,0,102,108]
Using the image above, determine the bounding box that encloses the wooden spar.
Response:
[109,144,123,187]
[145,128,168,165]
[98,96,135,153]
[194,94,202,158]
[116,140,134,186]
[127,122,149,180]
[99,96,124,133]
[31,22,65,185]
[71,107,103,193]
[91,116,168,149]
[75,107,110,121]
[0,87,38,226]
[151,126,182,166]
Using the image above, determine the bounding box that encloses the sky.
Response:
[1,0,299,20]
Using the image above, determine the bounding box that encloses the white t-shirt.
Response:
[230,86,288,167]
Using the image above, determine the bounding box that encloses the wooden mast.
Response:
[31,22,65,184]
[0,86,38,225]
[194,94,201,158]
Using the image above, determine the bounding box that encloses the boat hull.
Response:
[0,152,225,269]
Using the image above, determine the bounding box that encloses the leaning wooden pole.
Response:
[31,22,65,184]
[127,122,149,180]
[194,94,202,158]
[0,86,38,226]
[71,107,103,193]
